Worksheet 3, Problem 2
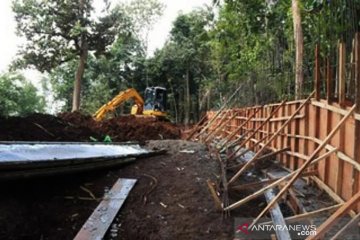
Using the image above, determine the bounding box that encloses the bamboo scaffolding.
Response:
[250,104,356,228]
[224,148,337,211]
[227,100,287,162]
[204,112,239,143]
[218,108,261,150]
[195,84,244,138]
[228,93,314,185]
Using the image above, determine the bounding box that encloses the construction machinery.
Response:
[93,87,167,121]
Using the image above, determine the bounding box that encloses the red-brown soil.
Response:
[0,112,180,142]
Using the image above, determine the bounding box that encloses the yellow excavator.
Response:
[93,87,167,121]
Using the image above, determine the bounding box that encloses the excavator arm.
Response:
[93,88,144,121]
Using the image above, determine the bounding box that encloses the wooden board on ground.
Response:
[74,178,137,240]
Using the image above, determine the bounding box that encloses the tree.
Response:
[49,33,144,113]
[0,72,45,116]
[12,0,130,111]
[292,0,304,99]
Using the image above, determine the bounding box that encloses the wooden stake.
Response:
[206,179,222,210]
[315,44,321,100]
[326,57,333,103]
[228,93,314,185]
[250,104,356,228]
[307,190,360,240]
[339,41,346,107]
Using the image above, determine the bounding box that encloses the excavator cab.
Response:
[143,87,167,117]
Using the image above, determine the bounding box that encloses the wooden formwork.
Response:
[192,33,360,238]
[206,99,360,210]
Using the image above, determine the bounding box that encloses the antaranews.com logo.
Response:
[234,218,317,240]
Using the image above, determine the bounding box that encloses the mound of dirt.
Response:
[0,113,100,142]
[97,115,180,142]
[0,112,180,142]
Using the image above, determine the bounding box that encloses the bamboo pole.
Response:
[218,108,261,150]
[204,111,239,143]
[308,190,360,240]
[227,100,287,162]
[224,148,337,211]
[330,211,360,240]
[195,84,244,138]
[186,114,208,140]
[250,104,356,228]
[228,93,314,185]
[259,204,342,226]
[200,110,232,141]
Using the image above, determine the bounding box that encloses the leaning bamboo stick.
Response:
[228,93,313,185]
[250,104,356,228]
[196,84,244,138]
[259,204,343,226]
[204,111,239,143]
[308,190,360,240]
[224,148,337,211]
[330,211,360,240]
[227,100,287,161]
[186,114,208,140]
[200,110,231,141]
[218,108,261,149]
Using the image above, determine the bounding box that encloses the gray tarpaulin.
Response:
[0,143,148,162]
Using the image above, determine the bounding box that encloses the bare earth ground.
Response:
[0,140,234,240]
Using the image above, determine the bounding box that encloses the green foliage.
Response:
[0,72,45,116]
[12,0,130,71]
[49,33,144,113]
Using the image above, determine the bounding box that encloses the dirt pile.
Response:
[0,113,100,141]
[0,112,180,142]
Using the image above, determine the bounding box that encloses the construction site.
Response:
[1,0,360,240]
[2,34,360,239]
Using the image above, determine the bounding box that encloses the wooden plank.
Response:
[250,105,356,227]
[264,188,292,240]
[228,93,314,185]
[204,112,238,143]
[307,190,360,240]
[74,178,137,240]
[311,99,360,121]
[339,41,346,107]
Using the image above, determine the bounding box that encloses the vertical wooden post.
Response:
[339,41,346,107]
[315,44,321,100]
[326,57,333,103]
[353,33,360,203]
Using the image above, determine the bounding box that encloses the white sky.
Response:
[0,0,211,74]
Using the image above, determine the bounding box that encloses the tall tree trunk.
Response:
[72,0,88,112]
[292,0,304,100]
[72,45,88,111]
[184,69,191,125]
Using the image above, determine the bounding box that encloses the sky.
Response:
[0,0,211,75]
